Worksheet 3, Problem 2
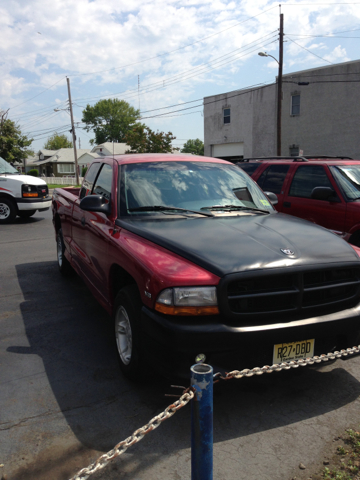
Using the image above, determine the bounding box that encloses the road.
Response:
[1,208,360,480]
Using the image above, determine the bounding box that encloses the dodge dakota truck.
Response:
[52,153,360,379]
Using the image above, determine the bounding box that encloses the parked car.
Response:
[52,154,360,380]
[0,156,51,223]
[237,156,360,246]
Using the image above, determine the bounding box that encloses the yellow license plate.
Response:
[273,339,315,364]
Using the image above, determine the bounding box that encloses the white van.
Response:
[0,157,51,224]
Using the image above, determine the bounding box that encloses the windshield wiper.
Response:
[1,171,20,175]
[200,204,270,214]
[129,205,214,217]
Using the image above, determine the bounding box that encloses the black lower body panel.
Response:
[141,306,360,379]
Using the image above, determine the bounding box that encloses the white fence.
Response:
[42,177,84,185]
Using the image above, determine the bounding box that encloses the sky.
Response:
[1,0,360,153]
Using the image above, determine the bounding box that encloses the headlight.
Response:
[155,286,218,316]
[22,184,38,198]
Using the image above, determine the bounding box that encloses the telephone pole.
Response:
[277,13,284,156]
[66,77,80,185]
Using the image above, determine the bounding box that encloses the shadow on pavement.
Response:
[8,260,360,479]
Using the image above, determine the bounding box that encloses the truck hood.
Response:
[0,174,47,185]
[117,213,360,277]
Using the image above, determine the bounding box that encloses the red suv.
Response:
[237,156,360,246]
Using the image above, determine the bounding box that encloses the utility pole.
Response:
[277,13,284,156]
[66,77,80,185]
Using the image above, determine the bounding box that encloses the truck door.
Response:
[282,164,346,233]
[72,162,114,303]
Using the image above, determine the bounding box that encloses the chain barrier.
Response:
[213,345,360,381]
[69,345,360,480]
[69,388,194,480]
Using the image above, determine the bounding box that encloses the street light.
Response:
[258,52,279,64]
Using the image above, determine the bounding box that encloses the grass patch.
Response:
[319,429,360,479]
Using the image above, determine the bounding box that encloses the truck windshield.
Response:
[122,161,274,216]
[0,157,20,175]
[330,165,360,201]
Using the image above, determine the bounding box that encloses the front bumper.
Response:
[141,304,360,378]
[17,197,52,211]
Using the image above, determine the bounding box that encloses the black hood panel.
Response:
[117,213,359,277]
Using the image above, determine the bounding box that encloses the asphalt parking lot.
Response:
[2,208,360,480]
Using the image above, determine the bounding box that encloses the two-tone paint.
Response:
[52,154,360,376]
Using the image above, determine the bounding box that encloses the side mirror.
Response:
[80,194,111,215]
[310,186,336,201]
[264,191,278,205]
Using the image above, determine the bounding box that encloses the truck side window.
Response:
[237,163,260,176]
[289,165,333,198]
[257,165,290,194]
[80,163,101,199]
[92,164,113,202]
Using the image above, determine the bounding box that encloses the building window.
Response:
[58,163,75,174]
[291,95,300,115]
[223,108,230,124]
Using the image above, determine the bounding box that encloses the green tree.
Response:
[0,117,33,164]
[82,99,140,145]
[44,132,73,150]
[125,125,176,153]
[181,138,204,156]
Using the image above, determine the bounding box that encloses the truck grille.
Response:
[37,185,49,198]
[220,265,360,325]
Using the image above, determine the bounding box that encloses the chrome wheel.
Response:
[115,306,133,365]
[0,202,10,220]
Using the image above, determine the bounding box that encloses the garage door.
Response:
[213,142,244,160]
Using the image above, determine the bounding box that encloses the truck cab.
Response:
[0,157,51,223]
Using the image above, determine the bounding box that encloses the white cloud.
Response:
[324,45,350,63]
[1,0,360,150]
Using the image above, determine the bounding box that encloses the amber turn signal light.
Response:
[155,303,219,316]
[22,192,38,197]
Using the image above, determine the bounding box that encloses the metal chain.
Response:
[69,388,194,480]
[213,345,360,381]
[69,345,360,480]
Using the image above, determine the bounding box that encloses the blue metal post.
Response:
[191,363,213,480]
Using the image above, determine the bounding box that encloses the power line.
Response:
[140,82,275,120]
[72,31,278,105]
[66,6,278,78]
[11,31,278,125]
[287,37,333,64]
[10,77,66,111]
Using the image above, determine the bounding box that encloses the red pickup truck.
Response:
[52,154,360,380]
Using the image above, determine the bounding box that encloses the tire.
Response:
[57,228,73,275]
[18,210,36,219]
[114,285,145,380]
[0,198,17,224]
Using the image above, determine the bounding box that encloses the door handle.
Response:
[283,202,291,208]
[81,217,85,226]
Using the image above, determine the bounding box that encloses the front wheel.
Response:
[57,228,73,275]
[0,198,17,224]
[114,285,145,380]
[18,210,36,219]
